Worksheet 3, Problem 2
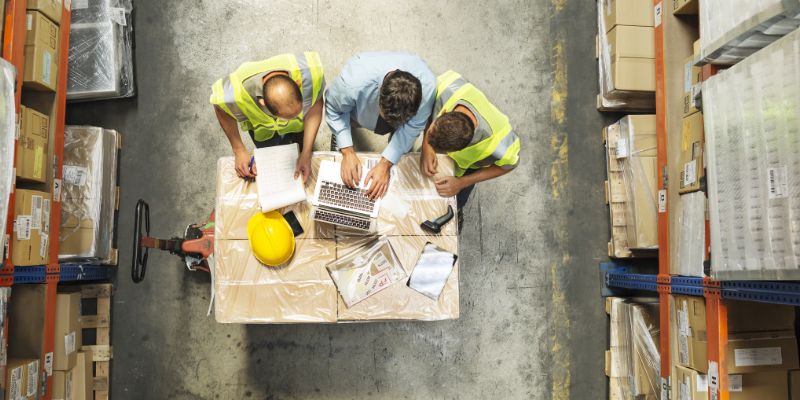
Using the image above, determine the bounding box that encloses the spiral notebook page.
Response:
[254,144,307,212]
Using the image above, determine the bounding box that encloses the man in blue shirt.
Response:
[325,52,436,199]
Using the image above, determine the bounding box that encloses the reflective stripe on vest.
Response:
[435,71,520,176]
[210,52,325,142]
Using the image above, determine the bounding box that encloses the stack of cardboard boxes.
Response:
[24,3,61,92]
[606,297,661,399]
[51,292,93,400]
[672,296,800,399]
[598,0,656,110]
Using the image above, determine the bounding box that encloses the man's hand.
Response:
[420,144,438,177]
[294,152,312,183]
[365,158,392,199]
[434,176,464,197]
[340,147,362,188]
[235,149,255,178]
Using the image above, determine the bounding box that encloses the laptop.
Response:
[310,159,383,232]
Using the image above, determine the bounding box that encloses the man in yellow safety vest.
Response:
[210,52,325,181]
[421,70,521,210]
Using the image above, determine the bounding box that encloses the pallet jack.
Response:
[132,199,215,283]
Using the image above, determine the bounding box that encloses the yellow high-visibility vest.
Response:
[210,52,325,142]
[435,70,520,177]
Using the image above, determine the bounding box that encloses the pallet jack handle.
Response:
[132,199,150,283]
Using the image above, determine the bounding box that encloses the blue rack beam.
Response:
[8,266,47,283]
[60,265,113,282]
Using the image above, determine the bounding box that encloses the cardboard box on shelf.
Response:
[678,111,704,193]
[52,369,73,400]
[12,189,52,266]
[54,292,81,371]
[727,331,799,374]
[602,0,654,32]
[27,0,62,25]
[728,300,796,333]
[16,106,50,183]
[673,365,707,400]
[72,350,93,400]
[23,11,59,92]
[607,26,655,59]
[791,370,800,400]
[683,56,702,117]
[673,0,698,15]
[673,295,708,372]
[674,365,795,400]
[611,57,656,92]
[5,358,39,400]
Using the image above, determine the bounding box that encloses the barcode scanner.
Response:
[421,206,454,234]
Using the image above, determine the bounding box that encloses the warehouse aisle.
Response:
[67,0,610,398]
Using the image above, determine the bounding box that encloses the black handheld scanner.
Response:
[421,206,455,234]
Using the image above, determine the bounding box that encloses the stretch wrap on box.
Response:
[0,60,14,255]
[705,28,800,280]
[67,0,135,101]
[59,126,119,263]
[213,152,459,323]
[700,0,800,65]
[608,297,661,400]
[615,116,658,249]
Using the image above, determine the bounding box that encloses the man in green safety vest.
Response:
[210,52,325,181]
[421,70,521,211]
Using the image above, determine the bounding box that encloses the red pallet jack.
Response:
[132,199,215,283]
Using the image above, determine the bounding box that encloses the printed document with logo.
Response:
[254,143,307,212]
[327,237,407,308]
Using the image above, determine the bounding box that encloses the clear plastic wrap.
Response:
[0,287,10,386]
[214,152,459,323]
[596,0,656,112]
[618,116,658,249]
[705,28,800,280]
[676,192,706,277]
[608,297,661,400]
[59,126,119,263]
[67,0,135,101]
[0,60,15,258]
[699,0,800,65]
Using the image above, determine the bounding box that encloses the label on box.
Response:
[678,333,689,364]
[654,2,663,27]
[27,360,39,397]
[728,375,742,392]
[34,145,44,179]
[661,378,669,400]
[708,361,719,392]
[680,380,690,400]
[31,195,43,230]
[684,61,693,93]
[615,138,628,159]
[53,178,62,202]
[65,331,76,355]
[110,7,127,26]
[27,14,32,30]
[73,0,88,9]
[66,370,73,400]
[43,199,51,233]
[63,165,88,186]
[697,374,708,391]
[658,189,667,213]
[45,351,53,376]
[9,366,22,399]
[16,215,31,240]
[768,166,788,199]
[43,51,53,85]
[683,160,697,186]
[679,302,691,336]
[40,233,48,258]
[734,347,782,367]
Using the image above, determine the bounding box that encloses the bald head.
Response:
[262,74,303,119]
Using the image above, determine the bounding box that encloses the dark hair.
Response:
[263,74,302,115]
[379,70,422,127]
[429,112,475,152]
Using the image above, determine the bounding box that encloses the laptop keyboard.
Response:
[314,209,371,230]
[319,181,376,213]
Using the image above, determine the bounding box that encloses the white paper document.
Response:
[254,144,307,212]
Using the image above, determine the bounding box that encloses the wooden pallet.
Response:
[80,284,112,400]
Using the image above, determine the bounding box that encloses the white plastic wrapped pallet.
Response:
[618,116,658,249]
[676,191,705,277]
[0,60,15,256]
[608,297,661,399]
[705,27,800,280]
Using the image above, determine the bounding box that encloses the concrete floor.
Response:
[67,0,610,398]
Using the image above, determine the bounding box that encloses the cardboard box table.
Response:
[213,152,459,323]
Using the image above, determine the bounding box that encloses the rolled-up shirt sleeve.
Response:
[383,94,434,164]
[324,80,355,149]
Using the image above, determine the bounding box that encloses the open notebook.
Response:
[254,143,307,212]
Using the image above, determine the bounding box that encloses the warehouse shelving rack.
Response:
[1,1,113,398]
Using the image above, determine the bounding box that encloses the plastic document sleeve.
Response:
[407,243,457,301]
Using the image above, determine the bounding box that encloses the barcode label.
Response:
[45,352,53,376]
[73,0,88,9]
[26,360,39,397]
[16,216,32,241]
[658,190,667,213]
[654,2,663,27]
[734,347,782,367]
[697,374,708,392]
[679,302,691,336]
[63,165,88,186]
[43,199,51,233]
[680,380,690,400]
[65,331,76,355]
[615,138,629,159]
[53,178,62,202]
[9,366,22,399]
[728,375,743,392]
[31,195,43,230]
[26,14,32,30]
[109,7,128,26]
[40,233,48,259]
[66,370,73,400]
[768,166,788,199]
[683,160,697,186]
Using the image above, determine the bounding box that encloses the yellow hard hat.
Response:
[247,211,297,267]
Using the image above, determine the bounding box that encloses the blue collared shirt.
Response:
[324,52,436,164]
